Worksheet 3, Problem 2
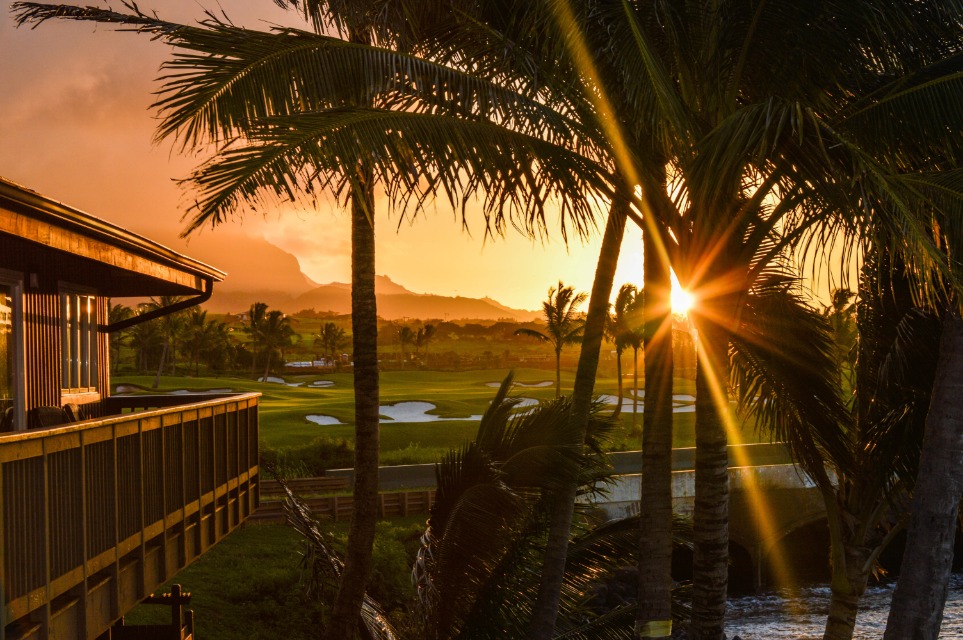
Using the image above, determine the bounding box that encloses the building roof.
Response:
[0,177,224,296]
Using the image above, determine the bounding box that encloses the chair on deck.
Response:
[63,402,84,422]
[28,406,69,430]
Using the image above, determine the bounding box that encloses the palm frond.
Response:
[180,107,614,240]
[729,273,853,483]
[274,477,400,640]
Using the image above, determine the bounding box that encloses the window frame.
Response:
[59,284,100,402]
[0,269,24,431]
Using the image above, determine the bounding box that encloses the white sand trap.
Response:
[310,380,335,387]
[307,415,344,426]
[597,395,644,412]
[673,394,696,402]
[258,376,286,384]
[169,389,192,395]
[673,405,696,413]
[507,397,542,417]
[286,382,304,387]
[380,401,483,423]
[486,380,553,388]
[209,388,233,393]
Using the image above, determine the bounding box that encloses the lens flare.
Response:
[671,287,695,314]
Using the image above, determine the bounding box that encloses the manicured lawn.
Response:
[114,368,764,465]
[122,519,425,640]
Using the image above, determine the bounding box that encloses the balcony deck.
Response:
[0,392,260,640]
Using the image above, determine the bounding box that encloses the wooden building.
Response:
[0,178,260,639]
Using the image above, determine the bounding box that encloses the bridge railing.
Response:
[1,392,260,640]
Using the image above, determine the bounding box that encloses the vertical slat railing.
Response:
[1,392,259,639]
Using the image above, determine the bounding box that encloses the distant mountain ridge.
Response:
[206,274,539,321]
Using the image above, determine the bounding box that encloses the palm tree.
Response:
[107,302,134,373]
[416,323,436,367]
[12,6,631,636]
[514,282,587,398]
[315,321,348,369]
[144,295,186,388]
[884,316,963,639]
[258,310,296,380]
[182,307,210,376]
[397,325,415,369]
[607,284,637,420]
[245,301,268,376]
[602,6,963,635]
[15,3,963,638]
[623,291,644,433]
[415,373,636,639]
[127,306,164,373]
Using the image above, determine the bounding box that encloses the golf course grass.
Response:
[114,367,765,467]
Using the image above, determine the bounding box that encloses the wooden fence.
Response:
[1,393,260,640]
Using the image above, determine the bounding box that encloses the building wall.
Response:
[3,235,112,418]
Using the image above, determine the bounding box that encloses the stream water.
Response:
[724,574,963,638]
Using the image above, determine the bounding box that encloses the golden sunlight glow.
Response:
[671,286,695,315]
[670,272,695,315]
[694,336,798,594]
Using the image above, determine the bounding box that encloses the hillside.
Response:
[206,274,539,321]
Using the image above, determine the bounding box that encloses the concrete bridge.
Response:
[590,444,829,591]
[328,443,831,591]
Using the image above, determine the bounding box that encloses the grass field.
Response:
[115,368,767,468]
[114,369,768,637]
[122,519,426,640]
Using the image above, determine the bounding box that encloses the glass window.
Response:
[0,281,20,430]
[61,291,98,393]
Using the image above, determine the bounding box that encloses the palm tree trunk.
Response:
[529,199,627,640]
[327,152,379,637]
[632,345,640,431]
[262,351,272,381]
[613,348,624,419]
[824,539,872,640]
[637,227,674,639]
[554,347,562,398]
[153,339,168,389]
[690,315,732,640]
[883,314,963,640]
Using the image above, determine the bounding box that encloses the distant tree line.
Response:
[108,299,301,380]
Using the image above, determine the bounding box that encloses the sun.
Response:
[671,287,695,314]
[670,271,695,314]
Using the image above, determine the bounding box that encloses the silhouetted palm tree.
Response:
[416,323,437,367]
[397,325,415,369]
[258,310,296,380]
[245,301,268,376]
[315,321,348,369]
[607,284,638,419]
[514,282,586,398]
[107,302,133,372]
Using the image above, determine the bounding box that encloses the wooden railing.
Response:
[0,392,260,640]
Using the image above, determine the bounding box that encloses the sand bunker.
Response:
[309,380,335,388]
[307,415,344,426]
[486,380,553,388]
[380,401,483,423]
[258,376,286,384]
[597,393,697,414]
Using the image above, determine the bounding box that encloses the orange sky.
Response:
[0,1,656,311]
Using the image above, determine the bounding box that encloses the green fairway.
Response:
[114,368,764,466]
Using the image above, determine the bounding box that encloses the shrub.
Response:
[260,436,355,478]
